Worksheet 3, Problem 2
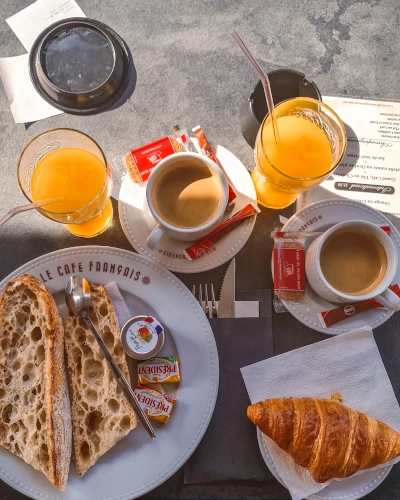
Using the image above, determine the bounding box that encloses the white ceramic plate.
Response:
[257,429,391,500]
[0,246,219,500]
[280,199,400,334]
[119,141,257,273]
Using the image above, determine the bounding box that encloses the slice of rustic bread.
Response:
[0,274,71,490]
[64,284,137,477]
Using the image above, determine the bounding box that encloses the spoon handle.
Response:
[82,316,156,438]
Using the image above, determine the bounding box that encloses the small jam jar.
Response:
[120,315,165,360]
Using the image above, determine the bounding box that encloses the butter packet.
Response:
[134,385,176,423]
[137,356,180,384]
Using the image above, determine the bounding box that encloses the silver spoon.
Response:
[65,275,156,439]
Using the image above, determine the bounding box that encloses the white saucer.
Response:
[281,199,400,334]
[118,141,257,273]
[257,429,391,500]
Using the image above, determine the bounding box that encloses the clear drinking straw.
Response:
[232,32,280,144]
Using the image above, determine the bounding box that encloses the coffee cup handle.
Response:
[146,225,165,250]
[376,288,400,312]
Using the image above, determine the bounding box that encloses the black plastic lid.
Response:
[29,18,130,114]
[240,69,322,148]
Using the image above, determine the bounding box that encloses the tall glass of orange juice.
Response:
[252,97,346,209]
[18,129,113,237]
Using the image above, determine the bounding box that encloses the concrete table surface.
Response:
[1,0,400,499]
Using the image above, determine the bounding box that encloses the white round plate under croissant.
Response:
[119,141,257,273]
[0,246,219,500]
[257,429,391,500]
[280,199,400,334]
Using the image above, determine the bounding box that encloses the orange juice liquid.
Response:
[31,148,112,237]
[252,111,333,209]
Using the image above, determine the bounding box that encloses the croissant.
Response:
[247,397,400,483]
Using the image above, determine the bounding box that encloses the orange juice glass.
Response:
[252,97,346,209]
[18,129,113,237]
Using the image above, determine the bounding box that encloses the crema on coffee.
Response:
[320,229,387,296]
[152,164,224,228]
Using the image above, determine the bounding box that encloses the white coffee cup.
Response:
[145,152,228,250]
[305,220,400,310]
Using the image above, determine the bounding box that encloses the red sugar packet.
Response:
[183,203,259,260]
[272,232,306,302]
[112,136,181,184]
[318,284,400,328]
[192,125,237,206]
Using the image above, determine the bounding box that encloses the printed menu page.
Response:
[298,96,400,218]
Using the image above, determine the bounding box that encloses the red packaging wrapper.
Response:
[171,125,198,153]
[272,234,306,301]
[318,284,400,328]
[183,203,259,260]
[192,125,237,206]
[121,136,181,183]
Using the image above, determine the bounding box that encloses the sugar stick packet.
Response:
[183,203,259,260]
[318,284,400,328]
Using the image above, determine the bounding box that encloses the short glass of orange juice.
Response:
[251,97,346,209]
[18,128,113,238]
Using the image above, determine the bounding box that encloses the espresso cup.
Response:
[305,220,400,310]
[145,152,229,250]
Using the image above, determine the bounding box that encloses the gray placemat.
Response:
[183,290,274,484]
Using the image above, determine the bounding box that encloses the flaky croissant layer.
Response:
[248,397,400,483]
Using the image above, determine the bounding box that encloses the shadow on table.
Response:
[140,469,291,500]
[105,38,137,113]
[0,197,136,283]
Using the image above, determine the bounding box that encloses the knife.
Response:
[218,258,236,318]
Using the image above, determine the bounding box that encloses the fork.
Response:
[192,284,218,318]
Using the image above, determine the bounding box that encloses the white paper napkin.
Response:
[0,0,85,123]
[204,300,259,318]
[241,327,400,500]
[7,0,85,52]
[59,282,131,328]
[0,54,63,123]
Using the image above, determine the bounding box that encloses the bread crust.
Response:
[64,284,136,477]
[0,274,71,490]
[248,397,400,483]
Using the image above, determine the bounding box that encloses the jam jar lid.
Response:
[120,315,165,360]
